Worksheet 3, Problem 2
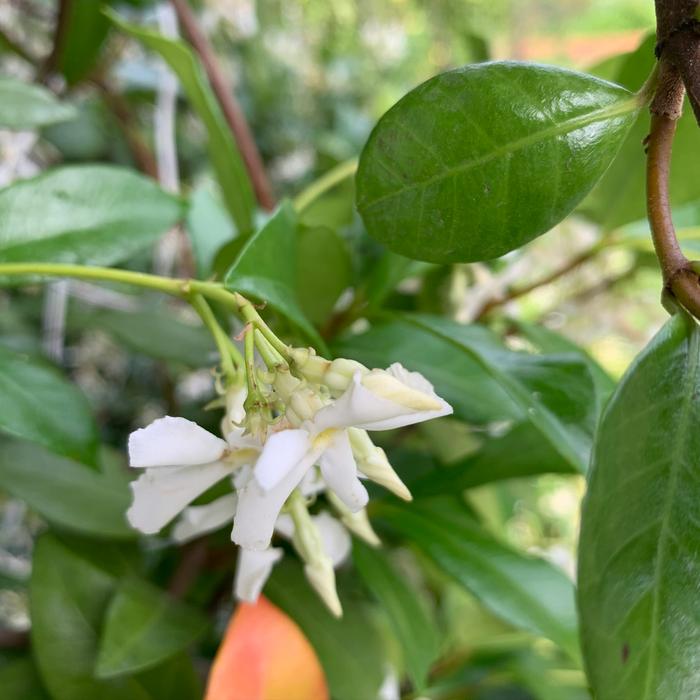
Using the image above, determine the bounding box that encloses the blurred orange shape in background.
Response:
[204,596,329,700]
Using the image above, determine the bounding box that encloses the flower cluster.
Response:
[126,343,451,616]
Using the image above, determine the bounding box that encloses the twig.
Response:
[40,0,71,80]
[474,244,603,320]
[0,628,29,649]
[0,24,36,64]
[169,0,275,211]
[168,539,209,599]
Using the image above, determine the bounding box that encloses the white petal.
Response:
[299,467,326,498]
[231,450,317,550]
[171,493,238,543]
[128,416,227,468]
[253,429,311,492]
[234,547,283,603]
[127,461,233,534]
[273,513,295,539]
[313,512,351,567]
[319,430,368,513]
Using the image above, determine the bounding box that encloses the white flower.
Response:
[234,547,284,602]
[231,363,451,551]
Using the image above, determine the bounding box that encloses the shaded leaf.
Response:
[579,313,700,699]
[0,166,183,267]
[0,657,50,700]
[0,78,77,129]
[0,345,98,466]
[357,62,640,263]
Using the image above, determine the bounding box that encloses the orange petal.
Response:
[205,596,329,700]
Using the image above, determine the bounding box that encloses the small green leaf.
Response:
[0,166,183,267]
[380,500,580,660]
[354,541,440,690]
[95,577,208,678]
[108,11,255,234]
[0,346,98,466]
[225,202,326,349]
[0,440,133,539]
[266,560,386,700]
[579,313,700,699]
[0,78,77,130]
[357,62,640,263]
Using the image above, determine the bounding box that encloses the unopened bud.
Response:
[325,358,368,395]
[220,383,247,436]
[327,491,381,547]
[289,347,368,396]
[304,558,342,618]
[362,370,443,412]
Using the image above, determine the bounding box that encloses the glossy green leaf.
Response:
[68,305,215,366]
[0,440,133,539]
[186,184,236,278]
[401,314,597,472]
[578,313,700,699]
[0,166,183,266]
[135,655,201,700]
[297,225,352,324]
[109,11,255,234]
[266,560,386,700]
[225,202,325,349]
[30,535,150,700]
[0,657,50,700]
[353,541,440,690]
[0,78,77,130]
[334,319,521,425]
[0,346,98,466]
[411,421,577,496]
[380,500,579,660]
[96,577,208,678]
[55,0,111,85]
[357,62,640,263]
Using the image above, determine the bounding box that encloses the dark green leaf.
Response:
[334,319,521,425]
[357,62,640,263]
[353,541,440,690]
[0,657,50,700]
[297,225,352,325]
[579,313,700,699]
[379,500,579,660]
[135,654,202,700]
[96,577,208,678]
[0,346,98,466]
[363,251,434,309]
[108,11,255,234]
[0,78,77,129]
[68,305,215,366]
[225,202,326,349]
[401,314,597,473]
[266,560,386,700]
[30,535,150,700]
[0,166,183,267]
[0,440,133,539]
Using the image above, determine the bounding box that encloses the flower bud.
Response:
[362,370,443,412]
[220,382,247,436]
[327,491,381,547]
[289,347,332,385]
[304,558,342,618]
[348,428,412,502]
[325,358,368,395]
[289,347,367,396]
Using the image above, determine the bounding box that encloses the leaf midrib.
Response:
[360,95,640,211]
[642,323,700,698]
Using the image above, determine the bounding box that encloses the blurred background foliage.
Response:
[0,1,685,699]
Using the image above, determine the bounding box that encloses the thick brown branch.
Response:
[169,0,275,211]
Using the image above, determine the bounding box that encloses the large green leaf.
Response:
[578,313,700,699]
[224,202,325,349]
[266,560,386,700]
[353,541,440,690]
[0,166,183,266]
[0,440,133,539]
[0,657,50,700]
[95,577,208,678]
[401,314,597,473]
[108,11,255,234]
[0,78,76,130]
[380,500,579,660]
[356,62,640,263]
[334,319,521,425]
[0,346,98,466]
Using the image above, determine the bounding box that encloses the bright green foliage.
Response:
[357,62,639,263]
[0,79,76,130]
[579,313,700,699]
[380,500,580,660]
[354,540,440,690]
[0,166,183,266]
[0,346,99,466]
[108,11,255,235]
[96,577,208,678]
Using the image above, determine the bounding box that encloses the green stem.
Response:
[293,158,358,213]
[254,329,285,368]
[188,293,242,383]
[244,325,262,401]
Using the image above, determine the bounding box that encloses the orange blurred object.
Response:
[204,596,329,700]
